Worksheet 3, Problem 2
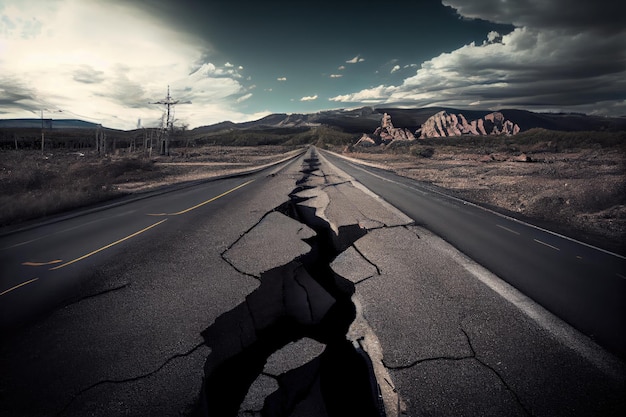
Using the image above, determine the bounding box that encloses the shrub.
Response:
[411,146,435,158]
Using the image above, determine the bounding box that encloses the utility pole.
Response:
[150,86,190,156]
[40,109,62,154]
[151,86,178,156]
[41,110,44,154]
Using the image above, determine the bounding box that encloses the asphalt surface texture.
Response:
[1,146,624,416]
[322,149,626,358]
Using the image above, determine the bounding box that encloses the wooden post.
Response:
[95,128,99,155]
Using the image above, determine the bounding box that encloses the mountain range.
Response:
[2,107,626,134]
[191,107,626,135]
[0,119,101,129]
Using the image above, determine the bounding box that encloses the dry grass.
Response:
[0,145,300,227]
[336,133,626,254]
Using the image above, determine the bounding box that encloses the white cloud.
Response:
[330,74,343,78]
[338,65,346,70]
[0,0,252,129]
[390,65,400,74]
[277,77,287,81]
[486,30,502,44]
[330,85,397,103]
[236,93,253,103]
[346,55,365,64]
[300,94,318,101]
[331,2,626,116]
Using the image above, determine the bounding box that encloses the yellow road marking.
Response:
[49,219,168,270]
[147,179,255,216]
[22,260,63,267]
[1,278,39,296]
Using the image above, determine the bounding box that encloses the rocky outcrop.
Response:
[355,113,415,146]
[417,111,520,138]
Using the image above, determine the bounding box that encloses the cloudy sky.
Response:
[1,0,624,129]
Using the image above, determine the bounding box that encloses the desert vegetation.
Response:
[337,129,626,254]
[1,125,623,254]
[0,122,360,228]
[0,145,303,227]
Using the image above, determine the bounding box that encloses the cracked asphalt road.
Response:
[1,147,625,416]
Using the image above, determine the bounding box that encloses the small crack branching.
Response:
[362,223,414,233]
[219,196,317,281]
[219,207,288,281]
[403,224,421,239]
[220,209,278,256]
[220,254,261,280]
[383,352,474,370]
[462,328,533,416]
[352,244,381,276]
[55,342,206,417]
[354,274,378,285]
[63,283,130,308]
[382,327,533,416]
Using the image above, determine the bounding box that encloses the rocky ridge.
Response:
[417,110,520,138]
[355,113,415,146]
[356,111,521,146]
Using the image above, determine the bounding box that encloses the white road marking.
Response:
[324,150,626,260]
[534,239,561,251]
[496,224,521,235]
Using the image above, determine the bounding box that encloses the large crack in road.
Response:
[194,150,386,417]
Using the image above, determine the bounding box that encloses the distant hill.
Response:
[3,107,625,135]
[0,119,100,129]
[191,107,626,134]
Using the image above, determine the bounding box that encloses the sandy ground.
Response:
[337,145,626,254]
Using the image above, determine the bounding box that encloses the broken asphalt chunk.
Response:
[223,211,315,277]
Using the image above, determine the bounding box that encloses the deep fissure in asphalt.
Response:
[195,153,384,416]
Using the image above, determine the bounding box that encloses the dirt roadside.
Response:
[0,146,302,228]
[334,143,625,255]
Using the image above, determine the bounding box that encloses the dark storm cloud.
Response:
[443,0,626,34]
[332,0,626,116]
[0,78,41,113]
[104,69,150,109]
